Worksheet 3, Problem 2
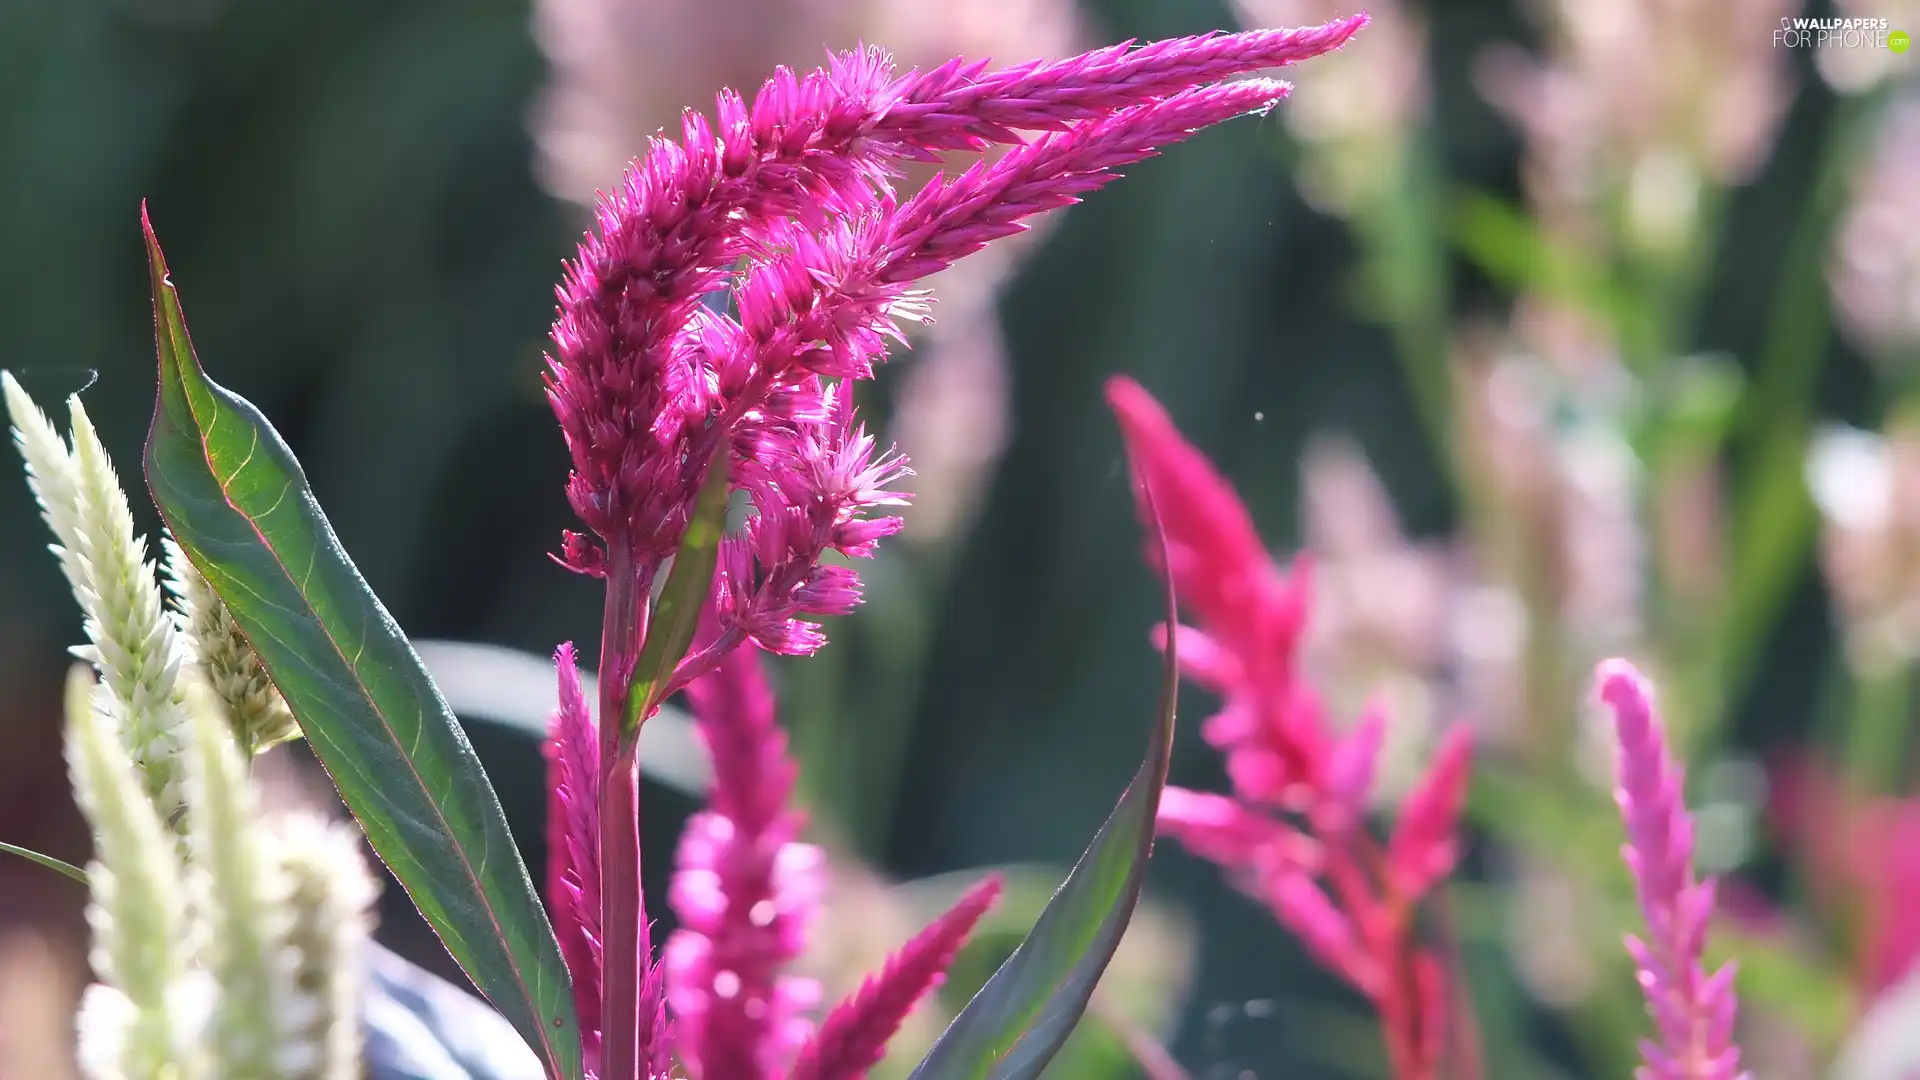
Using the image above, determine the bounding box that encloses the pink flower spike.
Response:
[1385,725,1473,902]
[666,641,824,1080]
[1596,659,1749,1080]
[788,876,1004,1080]
[897,16,1368,137]
[544,643,604,1065]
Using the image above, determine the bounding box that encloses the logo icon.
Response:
[1892,29,1912,52]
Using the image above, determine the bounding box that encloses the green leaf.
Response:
[624,445,730,736]
[137,209,583,1080]
[906,465,1180,1080]
[0,840,88,884]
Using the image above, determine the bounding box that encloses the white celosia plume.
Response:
[272,813,379,1080]
[63,666,208,1080]
[9,373,374,1080]
[5,372,192,818]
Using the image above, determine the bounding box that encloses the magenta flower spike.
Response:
[546,644,605,1064]
[665,638,825,1080]
[1595,660,1749,1080]
[788,876,1003,1080]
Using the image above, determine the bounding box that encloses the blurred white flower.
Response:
[1807,421,1920,670]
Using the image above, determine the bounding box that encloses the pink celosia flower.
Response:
[545,15,1368,585]
[666,639,826,1080]
[546,644,604,1062]
[1106,375,1474,1080]
[661,627,1001,1080]
[539,20,1371,1079]
[1595,659,1748,1080]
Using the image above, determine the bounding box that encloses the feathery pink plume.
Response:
[788,876,1004,1080]
[666,638,824,1080]
[1595,660,1749,1080]
[547,18,1366,577]
[546,643,605,1067]
[895,16,1366,137]
[713,79,1294,403]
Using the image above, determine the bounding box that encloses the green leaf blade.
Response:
[624,445,731,736]
[0,840,89,884]
[906,468,1181,1080]
[138,210,583,1080]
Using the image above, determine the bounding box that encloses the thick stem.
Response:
[599,540,650,1080]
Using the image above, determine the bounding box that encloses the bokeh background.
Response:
[2,0,1916,1077]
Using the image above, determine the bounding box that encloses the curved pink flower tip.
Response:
[1104,375,1271,624]
[1595,659,1749,1080]
[1386,724,1473,901]
[789,876,1004,1080]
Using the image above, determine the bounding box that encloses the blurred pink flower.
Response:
[1232,0,1428,213]
[1297,434,1454,794]
[1829,97,1920,368]
[1447,309,1649,746]
[667,642,825,1080]
[1476,0,1795,251]
[787,877,1001,1080]
[1597,660,1749,1080]
[1769,761,1920,1001]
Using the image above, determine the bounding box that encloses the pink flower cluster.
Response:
[544,14,1367,659]
[535,17,1371,1080]
[1106,377,1474,1080]
[1769,762,1920,1001]
[1595,661,1748,1080]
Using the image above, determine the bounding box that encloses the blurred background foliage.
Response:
[1,0,1915,1077]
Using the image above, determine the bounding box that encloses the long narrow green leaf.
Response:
[137,209,583,1080]
[0,840,88,884]
[906,470,1180,1080]
[624,446,730,736]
